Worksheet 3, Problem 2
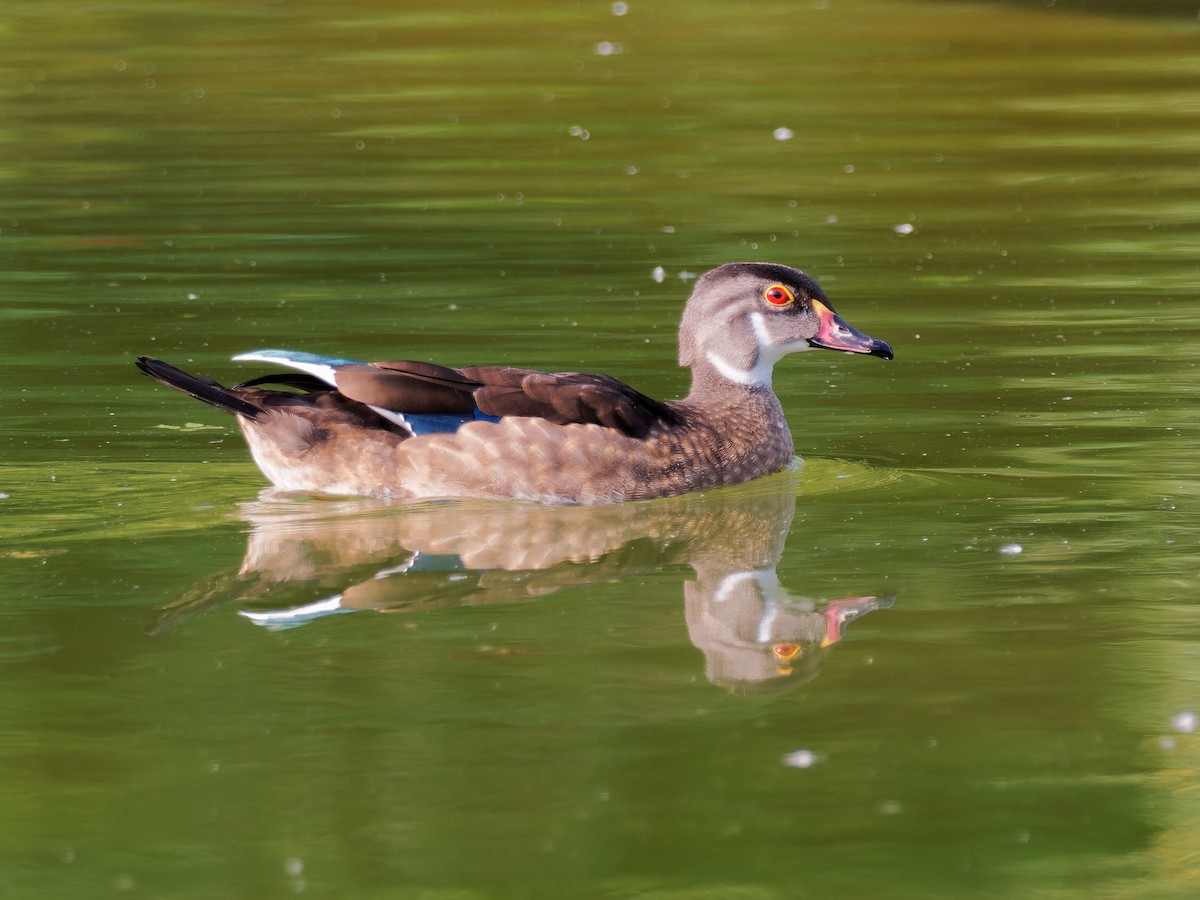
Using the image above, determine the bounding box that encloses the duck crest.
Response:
[136,262,892,503]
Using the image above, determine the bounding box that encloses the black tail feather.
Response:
[136,356,263,419]
[233,372,329,392]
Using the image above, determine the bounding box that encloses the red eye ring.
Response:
[764,284,795,306]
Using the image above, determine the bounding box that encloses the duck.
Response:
[136,261,892,504]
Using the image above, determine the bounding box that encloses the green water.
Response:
[4,0,1200,896]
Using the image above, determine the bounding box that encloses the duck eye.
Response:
[763,284,795,306]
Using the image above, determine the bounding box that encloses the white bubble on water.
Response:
[999,543,1023,556]
[783,749,817,769]
[1170,710,1196,734]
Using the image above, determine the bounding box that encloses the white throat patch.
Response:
[705,312,810,387]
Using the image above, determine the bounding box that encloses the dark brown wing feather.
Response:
[335,361,479,415]
[463,366,678,438]
[328,360,678,439]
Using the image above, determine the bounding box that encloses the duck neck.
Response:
[687,357,766,398]
[683,360,786,421]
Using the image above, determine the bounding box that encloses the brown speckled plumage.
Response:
[137,262,892,504]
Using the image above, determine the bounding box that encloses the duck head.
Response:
[678,262,893,388]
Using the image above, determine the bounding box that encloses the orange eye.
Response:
[764,284,795,306]
[772,643,801,661]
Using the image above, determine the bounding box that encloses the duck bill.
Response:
[808,300,894,360]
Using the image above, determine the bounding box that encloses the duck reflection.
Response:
[160,484,892,691]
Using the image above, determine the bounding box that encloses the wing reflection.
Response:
[160,485,892,691]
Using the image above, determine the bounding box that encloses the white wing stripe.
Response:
[232,352,340,387]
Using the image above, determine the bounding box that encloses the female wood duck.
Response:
[137,262,892,504]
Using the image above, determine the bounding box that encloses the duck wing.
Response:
[335,361,679,439]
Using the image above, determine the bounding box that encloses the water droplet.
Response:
[999,543,1023,556]
[1171,711,1196,733]
[773,127,794,141]
[783,749,817,769]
